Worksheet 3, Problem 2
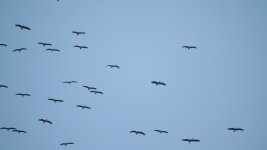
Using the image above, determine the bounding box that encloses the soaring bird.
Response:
[16,93,31,98]
[0,127,16,131]
[72,31,86,36]
[151,81,166,86]
[76,105,91,109]
[38,42,52,47]
[154,129,168,134]
[83,86,97,91]
[0,85,8,88]
[129,130,146,136]
[13,48,27,52]
[12,129,27,134]
[182,46,197,50]
[106,65,120,69]
[182,138,200,144]
[0,43,7,47]
[60,142,74,146]
[63,81,77,84]
[15,24,31,30]
[48,98,64,103]
[38,119,53,124]
[228,128,244,132]
[74,45,88,49]
[46,48,60,52]
[90,90,103,94]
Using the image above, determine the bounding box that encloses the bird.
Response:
[38,42,52,47]
[83,86,97,91]
[151,81,166,86]
[48,98,64,103]
[0,85,8,88]
[228,127,244,132]
[46,48,60,52]
[16,93,31,98]
[0,127,16,131]
[72,31,86,36]
[38,119,53,124]
[13,48,27,52]
[129,130,146,136]
[182,46,197,50]
[76,105,91,109]
[90,90,103,94]
[15,24,31,30]
[106,65,120,69]
[0,43,7,47]
[63,81,77,84]
[154,129,168,134]
[12,129,27,134]
[60,142,74,146]
[74,45,88,49]
[182,138,200,144]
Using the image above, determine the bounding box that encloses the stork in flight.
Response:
[90,90,103,94]
[151,81,166,86]
[38,119,53,124]
[129,130,146,136]
[63,81,77,84]
[13,48,27,52]
[154,129,168,134]
[74,45,88,49]
[12,129,27,134]
[48,98,64,103]
[182,45,197,50]
[0,127,16,131]
[46,48,60,52]
[83,86,97,91]
[60,142,74,146]
[182,138,200,144]
[16,93,31,98]
[15,24,31,30]
[228,127,244,132]
[0,85,8,88]
[72,31,86,36]
[38,42,52,47]
[76,105,91,109]
[0,43,7,47]
[106,65,120,69]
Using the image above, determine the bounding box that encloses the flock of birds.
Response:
[0,1,245,149]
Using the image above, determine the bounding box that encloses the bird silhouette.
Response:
[182,46,197,50]
[13,48,27,52]
[0,43,7,47]
[63,81,77,84]
[74,45,88,49]
[90,90,103,94]
[16,93,31,98]
[182,138,200,144]
[12,129,27,134]
[76,105,91,109]
[228,128,244,132]
[72,31,85,35]
[151,81,166,86]
[15,24,31,30]
[46,48,60,52]
[129,130,146,135]
[38,119,53,124]
[38,42,52,47]
[154,129,168,134]
[106,65,120,69]
[0,85,8,88]
[83,86,97,91]
[0,127,16,131]
[60,142,74,146]
[48,98,64,103]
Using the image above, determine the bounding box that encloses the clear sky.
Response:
[0,0,267,149]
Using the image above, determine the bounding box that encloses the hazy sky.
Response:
[0,0,267,150]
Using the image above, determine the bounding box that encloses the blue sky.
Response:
[0,0,267,149]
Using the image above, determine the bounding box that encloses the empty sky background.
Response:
[0,0,267,149]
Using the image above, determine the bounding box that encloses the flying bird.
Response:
[83,86,97,91]
[228,128,244,132]
[90,90,103,94]
[72,31,86,36]
[0,85,8,88]
[13,48,27,52]
[0,43,7,47]
[129,130,146,136]
[38,42,52,47]
[74,45,88,49]
[60,142,74,146]
[16,93,31,98]
[182,138,200,144]
[38,119,53,124]
[106,65,120,69]
[76,105,91,109]
[12,129,27,134]
[63,81,77,84]
[48,98,64,103]
[15,24,31,30]
[46,48,60,52]
[154,129,168,134]
[0,127,16,131]
[151,81,166,86]
[182,46,197,50]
